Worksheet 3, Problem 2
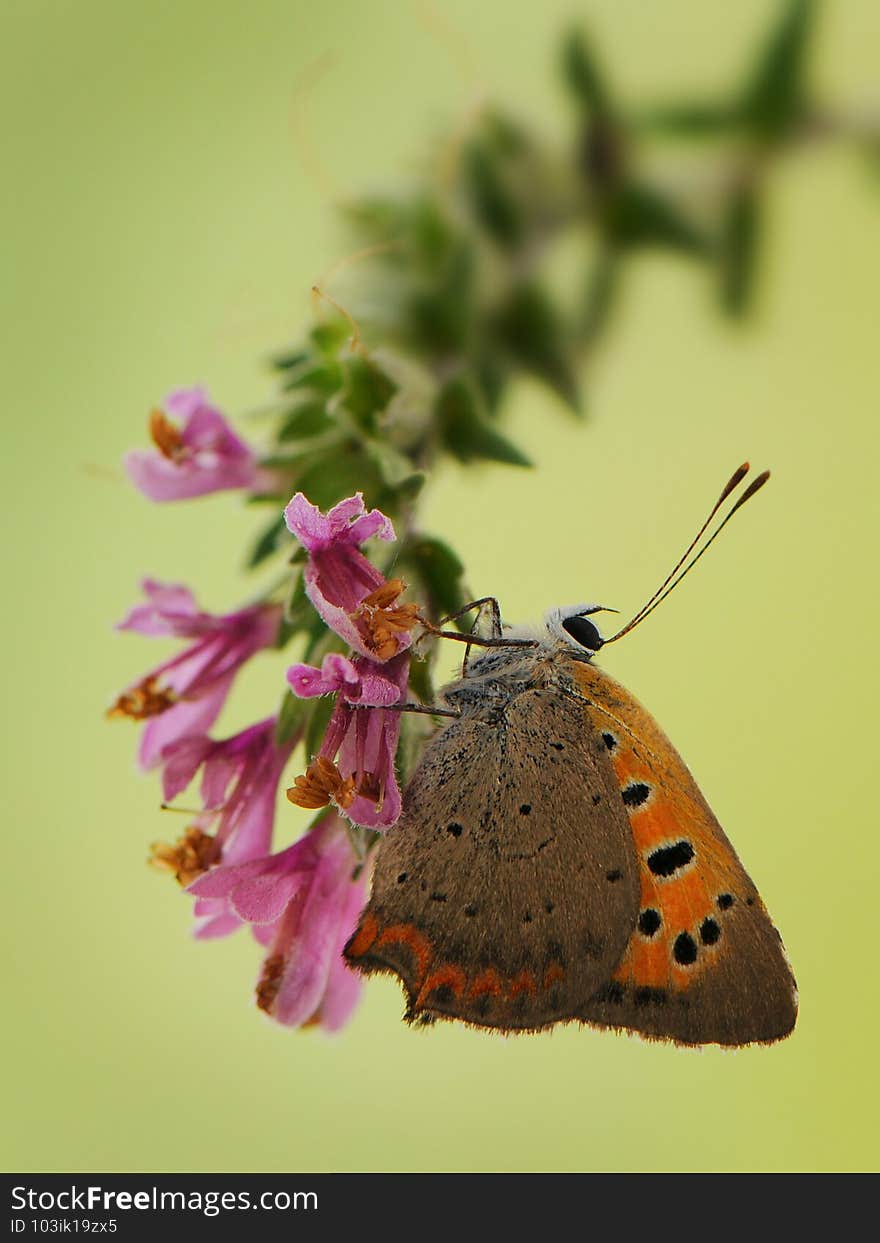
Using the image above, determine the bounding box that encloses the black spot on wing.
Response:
[700,917,721,946]
[601,732,617,752]
[647,840,695,877]
[673,931,698,966]
[638,908,662,937]
[717,893,734,910]
[621,782,651,808]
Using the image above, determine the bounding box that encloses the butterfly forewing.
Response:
[570,660,797,1045]
[346,680,641,1030]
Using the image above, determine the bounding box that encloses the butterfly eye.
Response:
[561,615,603,651]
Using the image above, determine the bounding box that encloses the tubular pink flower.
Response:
[189,814,368,1030]
[151,717,296,936]
[124,387,262,501]
[110,579,281,769]
[286,652,409,829]
[283,492,420,661]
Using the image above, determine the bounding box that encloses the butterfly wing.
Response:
[569,658,797,1045]
[345,684,642,1031]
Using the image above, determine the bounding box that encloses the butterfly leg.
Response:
[438,597,503,640]
[436,597,503,675]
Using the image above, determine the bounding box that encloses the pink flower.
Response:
[188,814,368,1030]
[152,717,296,937]
[283,492,421,661]
[285,652,408,829]
[109,579,281,769]
[125,388,261,501]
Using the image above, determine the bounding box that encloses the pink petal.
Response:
[286,653,360,699]
[283,493,331,552]
[230,871,307,924]
[160,734,213,802]
[317,877,368,1031]
[194,909,243,939]
[271,855,351,1027]
[346,509,395,544]
[138,676,232,770]
[164,387,208,420]
[354,668,404,707]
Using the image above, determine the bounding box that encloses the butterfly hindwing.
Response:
[346,683,641,1031]
[569,659,798,1045]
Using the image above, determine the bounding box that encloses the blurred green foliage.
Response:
[242,0,874,778]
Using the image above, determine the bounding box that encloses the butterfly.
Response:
[345,465,797,1046]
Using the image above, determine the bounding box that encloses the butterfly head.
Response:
[544,604,608,656]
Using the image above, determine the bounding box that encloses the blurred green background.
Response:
[3,0,878,1173]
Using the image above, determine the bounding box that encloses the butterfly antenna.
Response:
[604,465,770,644]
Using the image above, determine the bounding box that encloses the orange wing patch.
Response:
[346,914,567,1015]
[571,660,742,994]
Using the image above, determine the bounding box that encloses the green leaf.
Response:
[275,690,308,745]
[310,319,351,357]
[389,471,426,505]
[399,534,467,619]
[247,511,289,569]
[562,28,611,118]
[633,102,739,138]
[739,0,815,143]
[339,355,397,432]
[275,571,312,645]
[492,283,581,412]
[280,358,344,398]
[293,445,386,512]
[408,238,476,358]
[462,136,525,251]
[363,438,416,488]
[278,401,334,441]
[719,186,761,316]
[580,245,620,345]
[272,348,309,372]
[603,182,710,256]
[435,377,532,467]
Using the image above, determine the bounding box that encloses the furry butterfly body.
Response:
[345,619,797,1046]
